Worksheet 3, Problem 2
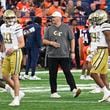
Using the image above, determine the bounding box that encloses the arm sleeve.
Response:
[101,23,110,31]
[15,24,24,37]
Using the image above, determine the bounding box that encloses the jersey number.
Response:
[3,33,12,44]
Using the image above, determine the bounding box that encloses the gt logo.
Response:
[53,31,62,36]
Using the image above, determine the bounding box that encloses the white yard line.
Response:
[20,69,82,75]
[20,83,96,93]
[0,99,98,104]
[22,100,99,104]
[0,83,97,93]
[20,69,110,74]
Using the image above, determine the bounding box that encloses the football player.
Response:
[87,10,110,102]
[0,10,25,106]
[86,12,102,93]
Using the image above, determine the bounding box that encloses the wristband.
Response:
[13,46,19,50]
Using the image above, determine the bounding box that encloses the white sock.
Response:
[5,84,8,90]
[5,84,10,92]
[102,86,109,94]
[19,90,23,95]
[14,96,19,100]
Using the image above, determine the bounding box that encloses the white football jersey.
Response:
[101,22,110,32]
[97,24,108,47]
[0,23,23,52]
[89,25,98,52]
[89,24,108,50]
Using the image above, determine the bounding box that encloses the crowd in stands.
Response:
[0,0,110,68]
[0,0,109,26]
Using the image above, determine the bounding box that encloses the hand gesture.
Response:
[50,41,60,48]
[6,48,15,56]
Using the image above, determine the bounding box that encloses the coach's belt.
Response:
[97,47,108,49]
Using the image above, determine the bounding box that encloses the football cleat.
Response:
[9,97,20,106]
[23,74,30,79]
[85,75,93,80]
[98,91,110,102]
[89,85,102,94]
[106,97,110,102]
[80,75,86,80]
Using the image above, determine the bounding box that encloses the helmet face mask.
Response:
[88,10,108,25]
[88,13,98,25]
[5,17,17,26]
[3,10,17,26]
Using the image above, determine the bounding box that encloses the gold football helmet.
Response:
[88,13,94,23]
[94,10,108,24]
[88,13,94,21]
[3,10,17,26]
[88,12,97,25]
